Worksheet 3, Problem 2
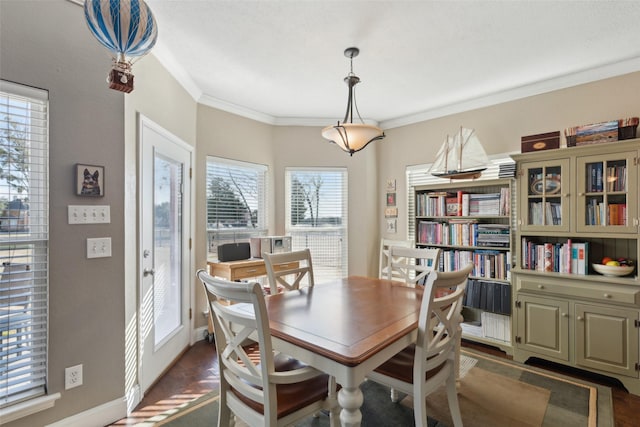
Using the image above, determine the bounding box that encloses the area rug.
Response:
[134,349,614,427]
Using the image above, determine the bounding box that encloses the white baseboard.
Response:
[126,384,141,414]
[45,396,127,427]
[45,328,209,427]
[193,325,209,342]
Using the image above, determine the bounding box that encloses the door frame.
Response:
[137,114,194,396]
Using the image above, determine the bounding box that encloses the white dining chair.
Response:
[196,269,338,426]
[368,263,473,427]
[263,249,314,295]
[386,245,441,286]
[379,238,414,279]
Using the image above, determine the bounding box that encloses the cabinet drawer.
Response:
[233,264,267,279]
[516,275,640,305]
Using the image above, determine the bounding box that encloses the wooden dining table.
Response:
[264,275,423,427]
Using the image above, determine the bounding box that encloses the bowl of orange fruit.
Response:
[592,257,635,277]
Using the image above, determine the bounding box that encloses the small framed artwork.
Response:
[386,179,396,192]
[386,192,396,206]
[385,207,398,218]
[76,164,105,197]
[386,218,397,233]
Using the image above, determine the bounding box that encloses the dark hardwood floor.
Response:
[107,339,640,426]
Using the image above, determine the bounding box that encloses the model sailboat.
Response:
[429,127,490,179]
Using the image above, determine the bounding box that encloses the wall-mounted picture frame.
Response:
[386,218,397,233]
[386,178,396,192]
[386,192,396,206]
[76,163,105,197]
[385,207,398,218]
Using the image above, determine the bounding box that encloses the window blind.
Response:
[285,168,348,283]
[0,80,49,407]
[205,156,268,256]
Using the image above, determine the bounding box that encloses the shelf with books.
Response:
[511,139,640,396]
[414,177,514,353]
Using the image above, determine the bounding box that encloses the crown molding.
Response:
[380,55,640,130]
[156,47,640,130]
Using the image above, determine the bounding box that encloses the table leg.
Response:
[337,385,364,427]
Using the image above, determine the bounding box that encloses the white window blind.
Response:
[285,168,348,283]
[205,156,268,256]
[0,80,49,407]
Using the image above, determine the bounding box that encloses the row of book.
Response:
[459,314,511,343]
[481,312,511,343]
[585,199,627,226]
[438,249,511,280]
[417,221,510,248]
[586,162,627,193]
[521,238,589,274]
[416,189,511,217]
[463,279,511,315]
[528,201,562,225]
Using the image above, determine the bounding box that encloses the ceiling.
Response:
[144,1,640,129]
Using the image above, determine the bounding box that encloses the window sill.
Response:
[0,393,61,425]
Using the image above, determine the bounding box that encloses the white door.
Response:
[139,116,192,393]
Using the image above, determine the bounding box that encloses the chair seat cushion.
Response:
[232,353,330,418]
[373,343,444,383]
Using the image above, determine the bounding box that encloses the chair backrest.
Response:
[263,249,314,295]
[197,268,332,425]
[386,246,441,286]
[415,263,473,384]
[197,269,278,421]
[379,238,414,279]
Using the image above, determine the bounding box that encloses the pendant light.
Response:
[322,47,385,156]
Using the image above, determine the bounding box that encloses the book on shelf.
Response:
[460,193,470,216]
[521,237,583,274]
[481,312,511,342]
[446,197,459,216]
[464,279,511,315]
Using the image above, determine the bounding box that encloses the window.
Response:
[0,80,49,408]
[286,168,348,283]
[206,157,268,257]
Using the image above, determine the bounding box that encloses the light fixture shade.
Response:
[323,47,385,155]
[322,123,385,155]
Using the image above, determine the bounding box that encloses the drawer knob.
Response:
[537,284,544,289]
[603,293,611,298]
[562,313,568,317]
[577,316,583,321]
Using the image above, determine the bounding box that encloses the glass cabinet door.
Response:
[576,151,638,233]
[519,159,570,232]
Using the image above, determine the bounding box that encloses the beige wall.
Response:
[1,1,639,425]
[378,71,640,242]
[271,126,379,277]
[1,1,126,425]
[194,106,275,326]
[124,53,197,407]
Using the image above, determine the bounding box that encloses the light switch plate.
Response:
[87,237,112,258]
[68,205,110,224]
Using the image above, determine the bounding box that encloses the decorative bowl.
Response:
[591,263,635,277]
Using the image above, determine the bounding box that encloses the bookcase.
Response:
[511,138,640,395]
[414,178,514,353]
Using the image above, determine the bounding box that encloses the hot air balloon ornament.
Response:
[84,0,158,93]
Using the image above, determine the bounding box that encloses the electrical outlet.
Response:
[65,364,83,390]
